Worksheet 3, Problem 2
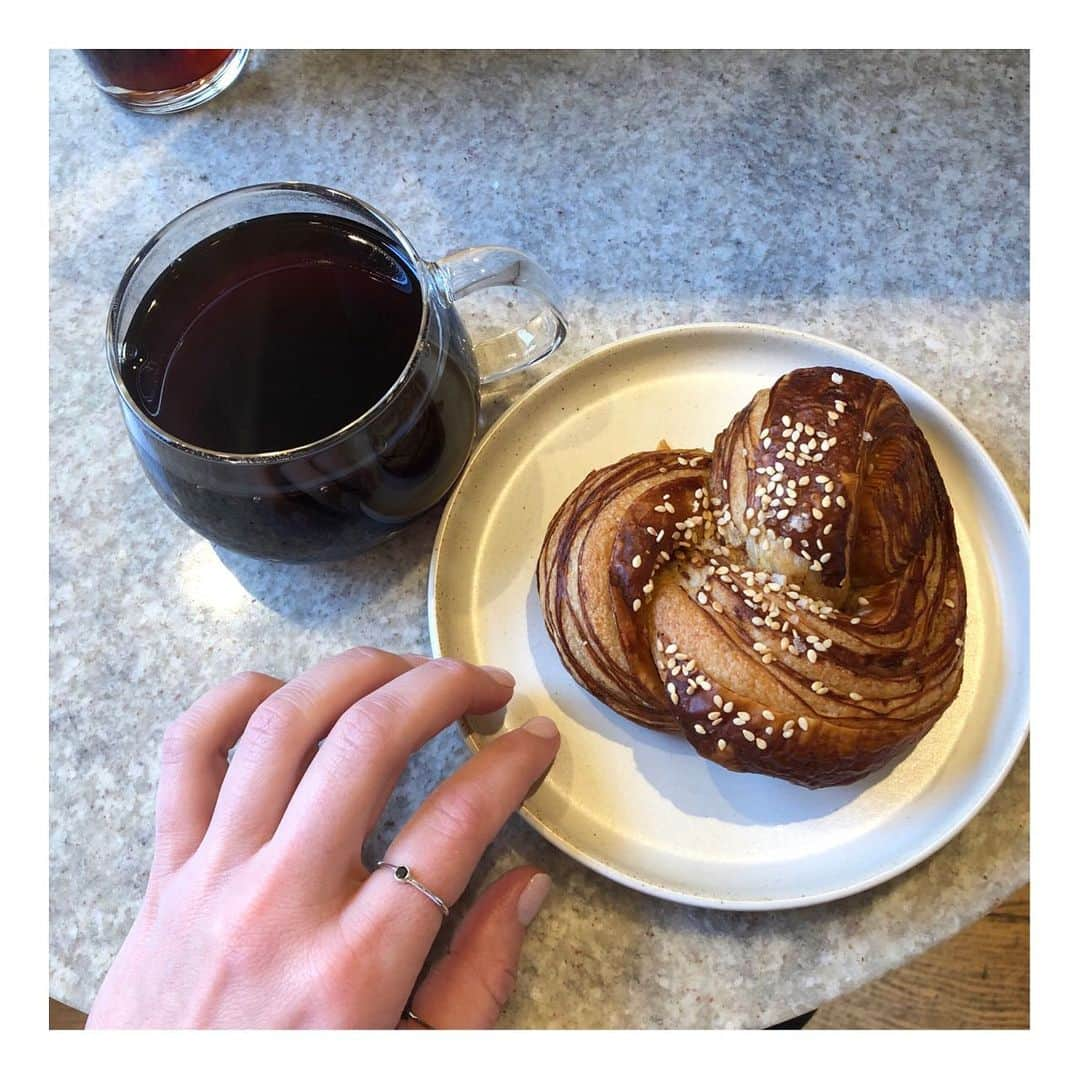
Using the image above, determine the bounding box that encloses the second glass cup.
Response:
[76,50,249,113]
[107,182,567,562]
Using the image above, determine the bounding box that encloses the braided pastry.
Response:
[537,366,966,788]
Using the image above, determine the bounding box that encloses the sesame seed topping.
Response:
[633,598,642,612]
[831,372,844,385]
[717,738,727,751]
[944,598,956,608]
[811,507,823,521]
[693,724,706,735]
[665,643,678,654]
[631,554,642,568]
[743,729,756,742]
[849,691,863,701]
[643,581,654,594]
[956,637,964,647]
[723,701,734,713]
[807,649,818,663]
[707,711,720,721]
[735,711,750,725]
[836,495,846,508]
[797,716,809,731]
[783,728,794,738]
[762,709,775,721]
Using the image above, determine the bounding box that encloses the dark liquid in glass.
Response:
[120,213,478,561]
[77,50,234,92]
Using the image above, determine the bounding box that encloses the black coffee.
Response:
[122,213,424,454]
[118,212,479,561]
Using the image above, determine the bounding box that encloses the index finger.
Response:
[347,716,559,973]
[271,658,516,873]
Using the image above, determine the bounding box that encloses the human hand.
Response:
[86,649,558,1029]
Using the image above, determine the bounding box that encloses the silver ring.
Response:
[403,1007,434,1030]
[374,861,450,918]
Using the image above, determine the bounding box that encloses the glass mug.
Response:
[106,183,567,562]
[76,50,249,114]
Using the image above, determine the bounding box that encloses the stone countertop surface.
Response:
[49,49,1029,1028]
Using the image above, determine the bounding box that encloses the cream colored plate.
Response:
[428,323,1029,909]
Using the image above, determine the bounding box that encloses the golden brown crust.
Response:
[536,367,967,788]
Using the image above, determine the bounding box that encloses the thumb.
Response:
[401,866,551,1029]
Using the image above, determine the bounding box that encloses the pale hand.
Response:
[86,649,558,1029]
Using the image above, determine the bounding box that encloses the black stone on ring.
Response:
[374,861,451,918]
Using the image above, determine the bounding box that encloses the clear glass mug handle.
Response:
[432,246,568,387]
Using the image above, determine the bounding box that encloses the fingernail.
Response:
[481,665,516,688]
[517,873,552,927]
[522,715,559,739]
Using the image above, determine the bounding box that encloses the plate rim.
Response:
[428,321,1030,910]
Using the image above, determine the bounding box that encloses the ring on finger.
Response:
[402,1005,435,1030]
[374,861,451,918]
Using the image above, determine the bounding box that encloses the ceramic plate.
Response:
[427,323,1029,909]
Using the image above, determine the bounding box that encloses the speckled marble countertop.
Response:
[50,49,1028,1028]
